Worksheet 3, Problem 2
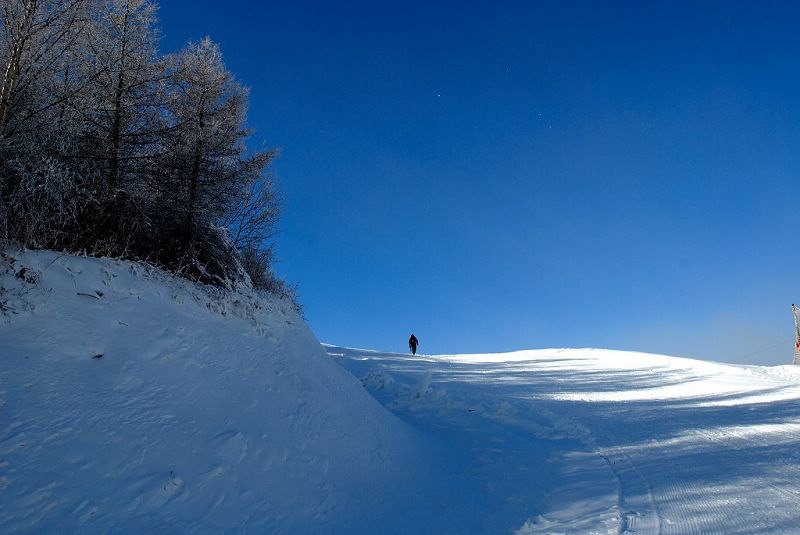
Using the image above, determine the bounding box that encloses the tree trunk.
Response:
[0,0,37,130]
[108,3,130,194]
[186,106,205,241]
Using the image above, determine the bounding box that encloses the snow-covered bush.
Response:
[240,244,301,312]
[0,150,89,248]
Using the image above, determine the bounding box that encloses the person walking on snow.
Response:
[409,334,419,355]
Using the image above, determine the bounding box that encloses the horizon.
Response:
[158,1,800,365]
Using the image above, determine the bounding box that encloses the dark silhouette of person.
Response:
[408,334,419,355]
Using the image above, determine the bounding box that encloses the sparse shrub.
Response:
[240,245,301,312]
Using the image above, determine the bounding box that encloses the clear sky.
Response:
[158,1,800,364]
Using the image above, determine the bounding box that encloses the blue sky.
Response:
[159,1,800,364]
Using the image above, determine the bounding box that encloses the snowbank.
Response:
[0,249,434,533]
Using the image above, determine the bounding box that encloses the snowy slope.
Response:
[0,250,451,533]
[328,345,800,535]
[4,248,800,534]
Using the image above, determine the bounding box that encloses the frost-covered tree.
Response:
[161,37,276,242]
[147,36,281,285]
[0,1,291,297]
[0,0,94,248]
[0,0,90,135]
[223,176,280,252]
[78,0,165,196]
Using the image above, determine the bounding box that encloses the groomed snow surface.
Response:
[3,251,800,533]
[329,346,800,534]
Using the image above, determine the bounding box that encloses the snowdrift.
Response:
[0,250,436,533]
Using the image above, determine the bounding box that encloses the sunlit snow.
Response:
[2,250,800,533]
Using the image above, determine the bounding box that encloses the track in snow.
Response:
[327,346,800,534]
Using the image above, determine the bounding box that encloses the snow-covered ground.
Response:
[0,250,452,533]
[328,346,800,534]
[3,250,800,534]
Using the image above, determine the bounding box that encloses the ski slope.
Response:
[327,345,800,534]
[4,250,800,533]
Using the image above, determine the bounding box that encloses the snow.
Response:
[328,346,800,534]
[0,250,450,533]
[3,249,800,533]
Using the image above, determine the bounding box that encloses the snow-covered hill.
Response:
[0,250,449,533]
[328,345,800,534]
[4,250,800,534]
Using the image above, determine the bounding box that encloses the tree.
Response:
[78,0,164,196]
[0,0,90,137]
[162,37,276,243]
[223,174,280,251]
[0,0,94,249]
[0,1,291,298]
